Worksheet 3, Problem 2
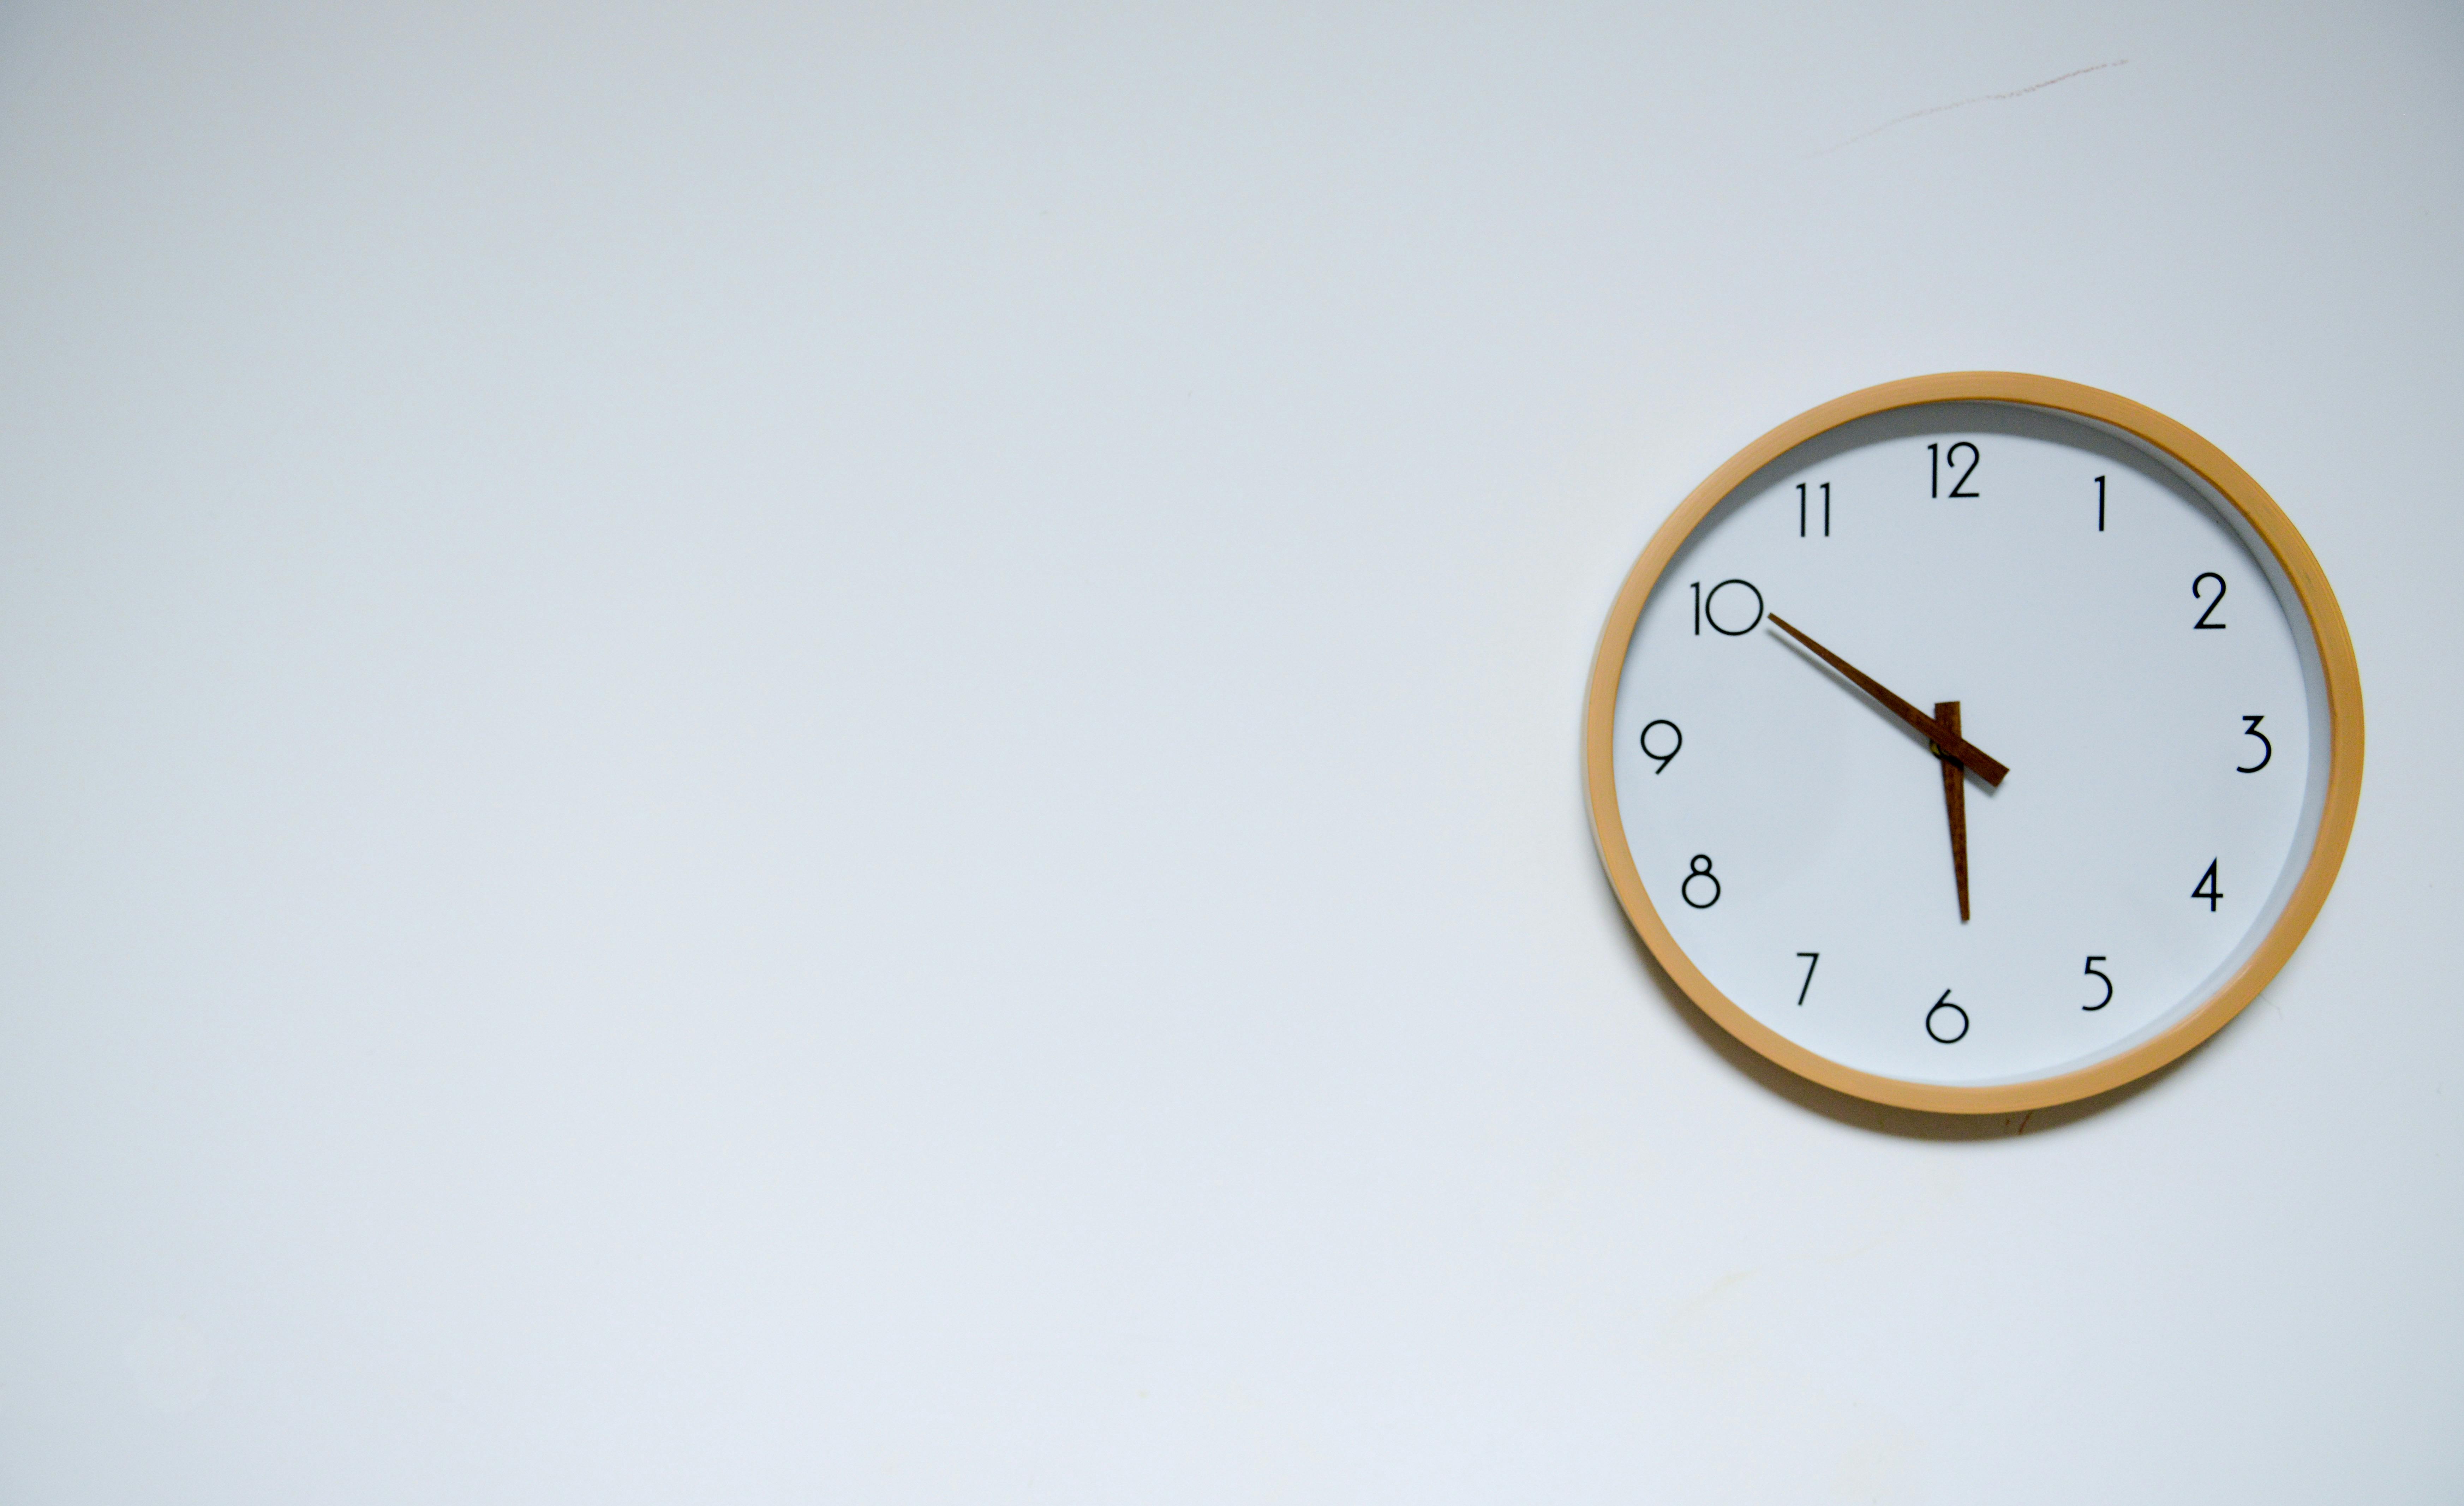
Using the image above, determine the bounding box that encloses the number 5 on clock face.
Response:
[1583,375,2362,1114]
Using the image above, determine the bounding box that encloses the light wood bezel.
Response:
[1582,372,2364,1114]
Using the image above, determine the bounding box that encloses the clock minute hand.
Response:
[1936,700,1972,922]
[1767,615,2010,788]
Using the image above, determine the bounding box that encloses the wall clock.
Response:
[1583,373,2362,1113]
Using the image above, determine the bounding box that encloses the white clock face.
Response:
[1607,401,2332,1088]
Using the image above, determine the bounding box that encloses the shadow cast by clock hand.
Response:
[1597,868,2183,1139]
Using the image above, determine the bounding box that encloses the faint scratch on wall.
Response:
[1817,59,2129,156]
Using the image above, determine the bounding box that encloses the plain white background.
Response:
[0,2,2458,1500]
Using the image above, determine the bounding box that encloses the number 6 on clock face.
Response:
[1582,374,2363,1114]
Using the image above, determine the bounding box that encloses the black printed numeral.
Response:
[2237,715,2271,773]
[2192,859,2223,912]
[2192,572,2228,629]
[1797,482,1830,537]
[1689,578,1765,636]
[1794,952,1819,1007]
[1681,855,1721,909]
[1926,990,1969,1043]
[2094,475,2106,532]
[1639,718,1682,774]
[2083,955,2113,1012]
[1928,442,1980,498]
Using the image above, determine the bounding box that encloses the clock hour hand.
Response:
[1767,615,2010,787]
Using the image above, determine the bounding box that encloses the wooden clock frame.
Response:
[1582,372,2365,1114]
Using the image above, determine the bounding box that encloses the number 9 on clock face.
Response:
[1582,375,2362,1113]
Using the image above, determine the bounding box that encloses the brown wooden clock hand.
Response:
[1933,700,1971,922]
[1767,616,2009,785]
[1768,615,2007,922]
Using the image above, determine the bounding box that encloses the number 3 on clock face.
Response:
[1582,374,2363,1113]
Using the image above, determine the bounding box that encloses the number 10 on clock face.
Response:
[1586,381,2356,1109]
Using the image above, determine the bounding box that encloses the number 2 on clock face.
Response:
[1593,389,2347,1105]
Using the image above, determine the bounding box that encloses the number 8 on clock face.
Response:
[1582,374,2363,1113]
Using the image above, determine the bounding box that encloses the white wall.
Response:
[1,3,2458,1500]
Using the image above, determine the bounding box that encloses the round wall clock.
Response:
[1584,373,2362,1113]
